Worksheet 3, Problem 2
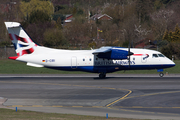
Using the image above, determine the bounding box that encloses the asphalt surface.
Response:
[0,74,180,120]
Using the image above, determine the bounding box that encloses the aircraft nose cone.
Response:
[170,60,175,67]
[172,62,175,66]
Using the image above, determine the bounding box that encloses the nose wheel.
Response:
[99,73,106,78]
[159,72,164,77]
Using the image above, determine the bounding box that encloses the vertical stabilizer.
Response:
[4,22,37,57]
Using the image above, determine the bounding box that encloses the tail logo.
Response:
[9,33,37,56]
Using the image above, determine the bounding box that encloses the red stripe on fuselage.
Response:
[133,54,148,56]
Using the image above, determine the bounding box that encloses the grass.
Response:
[0,108,149,120]
[0,59,179,74]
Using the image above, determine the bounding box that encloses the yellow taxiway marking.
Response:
[32,105,43,107]
[114,106,180,109]
[105,90,180,107]
[106,89,132,107]
[92,106,103,108]
[11,105,23,107]
[125,90,180,100]
[72,106,83,108]
[52,105,63,107]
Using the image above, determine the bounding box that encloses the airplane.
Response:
[4,22,175,78]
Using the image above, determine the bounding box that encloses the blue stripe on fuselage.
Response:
[46,64,175,73]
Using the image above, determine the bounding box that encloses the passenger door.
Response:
[71,56,77,69]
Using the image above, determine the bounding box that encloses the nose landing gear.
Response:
[159,72,164,77]
[157,69,164,77]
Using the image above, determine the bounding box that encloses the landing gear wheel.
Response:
[99,73,106,78]
[159,72,164,77]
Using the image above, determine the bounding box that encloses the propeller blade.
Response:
[128,42,134,68]
[128,44,130,68]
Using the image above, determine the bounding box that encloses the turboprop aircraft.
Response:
[4,22,175,78]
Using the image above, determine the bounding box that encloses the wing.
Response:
[92,47,133,60]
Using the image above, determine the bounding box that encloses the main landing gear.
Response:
[99,73,106,78]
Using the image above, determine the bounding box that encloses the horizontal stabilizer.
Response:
[27,63,44,67]
[8,56,19,60]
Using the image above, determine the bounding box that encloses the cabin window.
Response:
[152,54,158,58]
[158,54,165,57]
[83,59,85,61]
[89,58,92,61]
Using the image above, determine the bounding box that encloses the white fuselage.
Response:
[16,46,175,73]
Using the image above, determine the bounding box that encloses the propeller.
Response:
[128,41,134,68]
[128,44,130,68]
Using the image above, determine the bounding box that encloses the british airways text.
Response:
[95,60,135,66]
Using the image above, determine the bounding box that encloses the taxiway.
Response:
[0,74,180,120]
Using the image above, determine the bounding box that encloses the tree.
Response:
[20,0,54,19]
[43,28,67,47]
[154,0,162,10]
[163,29,169,41]
[29,10,51,24]
[24,22,54,45]
[161,42,180,59]
[136,0,153,23]
[162,24,180,42]
[103,2,137,27]
[56,17,62,29]
[174,24,180,35]
[0,12,9,43]
[150,9,174,40]
[64,18,93,48]
[161,0,174,4]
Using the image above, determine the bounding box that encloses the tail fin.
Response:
[4,22,37,58]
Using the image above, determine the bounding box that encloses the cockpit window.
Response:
[158,54,165,57]
[152,54,158,58]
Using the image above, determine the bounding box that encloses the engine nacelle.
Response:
[97,49,133,60]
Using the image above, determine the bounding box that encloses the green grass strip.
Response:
[0,108,149,120]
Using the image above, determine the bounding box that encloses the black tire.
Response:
[99,73,106,78]
[159,73,164,77]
